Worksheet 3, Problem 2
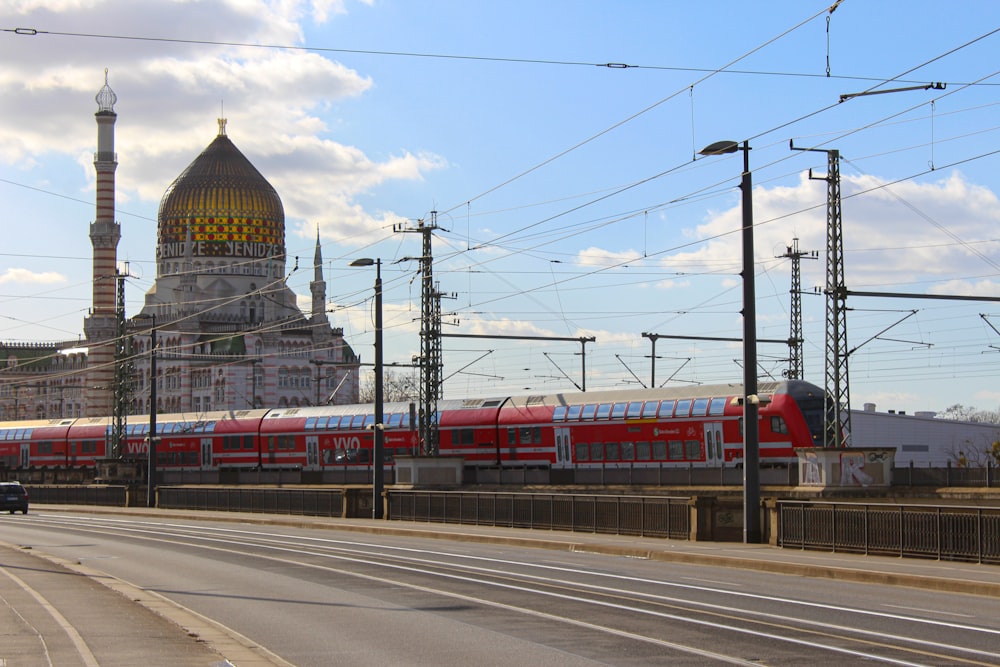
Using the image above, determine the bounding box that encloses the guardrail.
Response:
[158,487,346,517]
[25,485,128,506]
[776,500,1000,564]
[386,490,692,540]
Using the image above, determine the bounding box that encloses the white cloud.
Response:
[0,0,441,245]
[574,246,643,268]
[0,267,67,284]
[661,170,1000,293]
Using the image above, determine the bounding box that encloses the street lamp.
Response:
[698,139,760,544]
[350,257,384,519]
[135,313,158,508]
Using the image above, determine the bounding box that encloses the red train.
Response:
[0,380,826,473]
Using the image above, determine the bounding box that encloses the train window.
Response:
[626,402,643,419]
[596,404,612,419]
[575,443,589,461]
[709,398,727,416]
[675,400,692,417]
[652,440,667,460]
[771,416,788,434]
[39,442,53,454]
[738,417,744,437]
[658,400,675,418]
[507,428,517,445]
[552,406,568,421]
[454,429,474,445]
[590,442,604,461]
[621,441,635,461]
[305,417,317,430]
[243,435,254,450]
[317,417,330,430]
[388,413,402,428]
[351,415,366,429]
[611,403,626,419]
[641,401,658,418]
[636,441,650,460]
[685,440,702,459]
[692,398,710,416]
[567,405,583,420]
[401,412,410,428]
[363,415,375,429]
[581,405,597,420]
[605,442,620,461]
[668,440,684,460]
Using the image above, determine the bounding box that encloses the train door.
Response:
[200,439,214,470]
[19,443,29,468]
[704,422,724,466]
[553,427,572,468]
[305,436,319,469]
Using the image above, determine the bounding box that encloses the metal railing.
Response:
[777,500,1000,564]
[158,487,345,517]
[387,490,691,540]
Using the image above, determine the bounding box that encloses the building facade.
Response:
[0,76,360,422]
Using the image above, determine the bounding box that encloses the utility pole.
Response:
[776,238,817,380]
[791,142,849,447]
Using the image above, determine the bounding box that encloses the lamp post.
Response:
[350,258,384,519]
[135,313,158,508]
[699,139,760,543]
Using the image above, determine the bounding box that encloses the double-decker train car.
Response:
[0,418,75,468]
[0,380,827,474]
[436,380,826,469]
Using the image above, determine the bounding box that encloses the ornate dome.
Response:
[157,120,284,264]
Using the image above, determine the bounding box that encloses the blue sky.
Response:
[2,0,1000,415]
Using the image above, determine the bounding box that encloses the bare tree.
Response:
[358,369,419,403]
[938,404,1000,424]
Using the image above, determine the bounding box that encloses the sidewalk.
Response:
[0,541,235,666]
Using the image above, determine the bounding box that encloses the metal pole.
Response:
[374,259,385,519]
[147,315,157,508]
[740,141,761,544]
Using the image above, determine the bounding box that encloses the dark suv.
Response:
[0,482,28,514]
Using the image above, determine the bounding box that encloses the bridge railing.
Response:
[776,500,1000,564]
[386,490,692,540]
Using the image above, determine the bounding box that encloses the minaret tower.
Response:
[83,70,121,416]
[310,227,328,328]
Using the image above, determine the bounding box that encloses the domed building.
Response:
[0,78,360,425]
[130,118,360,415]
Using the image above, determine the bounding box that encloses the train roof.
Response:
[497,379,825,409]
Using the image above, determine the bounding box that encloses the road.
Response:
[2,508,999,666]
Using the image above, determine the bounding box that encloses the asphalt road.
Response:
[3,508,1000,666]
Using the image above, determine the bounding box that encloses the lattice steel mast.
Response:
[777,238,817,380]
[396,212,443,455]
[792,143,850,447]
[110,269,130,459]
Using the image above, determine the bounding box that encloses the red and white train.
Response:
[0,380,826,472]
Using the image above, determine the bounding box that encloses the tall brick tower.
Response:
[83,70,121,416]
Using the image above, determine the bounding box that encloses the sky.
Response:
[2,0,1000,415]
